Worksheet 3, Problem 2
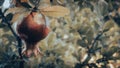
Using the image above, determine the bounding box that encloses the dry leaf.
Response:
[11,11,30,23]
[56,0,65,4]
[5,7,26,15]
[40,6,70,17]
[51,0,65,5]
[5,7,29,23]
[39,0,51,6]
[102,20,114,32]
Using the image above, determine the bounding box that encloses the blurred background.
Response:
[0,0,120,68]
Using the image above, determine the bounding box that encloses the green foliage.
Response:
[0,0,120,68]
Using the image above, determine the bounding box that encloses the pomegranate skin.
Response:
[17,12,50,57]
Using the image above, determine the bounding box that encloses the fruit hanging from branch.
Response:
[7,0,70,57]
[17,12,50,57]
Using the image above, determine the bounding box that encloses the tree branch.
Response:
[0,9,24,68]
[81,31,104,67]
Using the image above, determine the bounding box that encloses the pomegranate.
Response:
[17,12,50,57]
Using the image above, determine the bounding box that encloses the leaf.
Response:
[38,0,51,9]
[5,7,30,23]
[95,0,108,16]
[103,20,114,32]
[19,0,33,8]
[40,6,70,17]
[51,0,65,5]
[102,46,119,57]
[5,7,26,15]
[10,13,21,23]
[11,11,30,23]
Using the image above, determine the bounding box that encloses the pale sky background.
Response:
[2,0,10,11]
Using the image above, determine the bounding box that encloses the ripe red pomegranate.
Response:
[17,11,50,57]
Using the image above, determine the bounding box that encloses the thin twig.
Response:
[91,31,103,50]
[0,9,24,68]
[81,31,104,67]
